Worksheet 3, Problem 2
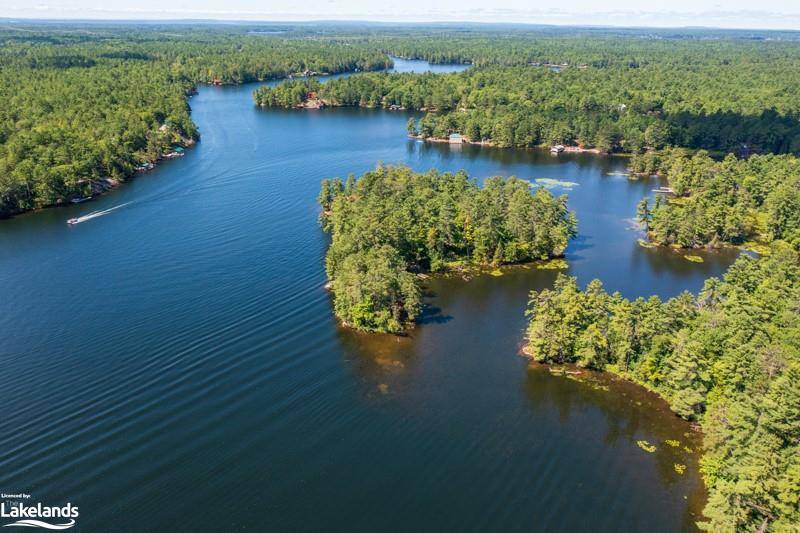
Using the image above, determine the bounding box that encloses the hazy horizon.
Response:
[2,0,799,31]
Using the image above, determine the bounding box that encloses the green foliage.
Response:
[332,245,421,334]
[261,54,800,152]
[633,150,800,248]
[254,79,323,107]
[0,25,390,217]
[321,165,576,332]
[0,57,197,216]
[8,23,800,217]
[525,245,800,530]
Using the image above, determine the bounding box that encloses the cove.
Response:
[0,59,737,531]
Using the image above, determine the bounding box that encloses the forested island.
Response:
[318,165,576,333]
[633,150,800,249]
[525,245,800,531]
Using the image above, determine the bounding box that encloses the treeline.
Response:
[7,22,800,218]
[0,25,392,84]
[258,61,800,153]
[0,26,391,217]
[254,79,324,108]
[524,245,800,531]
[633,150,800,248]
[319,165,576,333]
[374,28,800,67]
[0,61,198,216]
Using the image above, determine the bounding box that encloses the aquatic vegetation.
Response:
[637,239,657,249]
[665,439,681,448]
[534,178,580,190]
[742,239,772,255]
[674,464,687,475]
[535,259,569,270]
[489,269,504,277]
[684,255,704,263]
[637,440,657,453]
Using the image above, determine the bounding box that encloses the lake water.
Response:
[0,59,737,531]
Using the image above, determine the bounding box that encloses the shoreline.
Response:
[409,134,621,154]
[637,232,769,256]
[326,256,569,333]
[1,136,196,220]
[2,64,389,221]
[519,346,703,432]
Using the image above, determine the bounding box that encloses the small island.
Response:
[318,165,577,333]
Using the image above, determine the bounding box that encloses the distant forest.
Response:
[0,26,390,217]
[5,24,800,217]
[256,36,800,154]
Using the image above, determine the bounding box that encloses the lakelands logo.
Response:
[0,495,78,530]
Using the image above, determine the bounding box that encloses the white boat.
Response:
[67,217,79,225]
[550,144,565,154]
[70,197,91,204]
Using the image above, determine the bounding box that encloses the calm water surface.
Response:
[0,60,736,531]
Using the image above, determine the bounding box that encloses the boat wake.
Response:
[67,202,131,225]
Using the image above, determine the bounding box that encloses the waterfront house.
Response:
[449,133,464,144]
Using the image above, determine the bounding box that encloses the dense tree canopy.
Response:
[0,25,390,217]
[633,149,800,248]
[320,165,576,332]
[525,245,800,531]
[7,23,800,217]
[257,60,800,153]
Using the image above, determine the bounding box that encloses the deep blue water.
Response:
[0,59,735,531]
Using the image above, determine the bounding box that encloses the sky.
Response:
[2,0,800,30]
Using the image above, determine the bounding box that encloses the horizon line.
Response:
[1,16,799,34]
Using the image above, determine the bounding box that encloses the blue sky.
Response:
[2,0,799,30]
